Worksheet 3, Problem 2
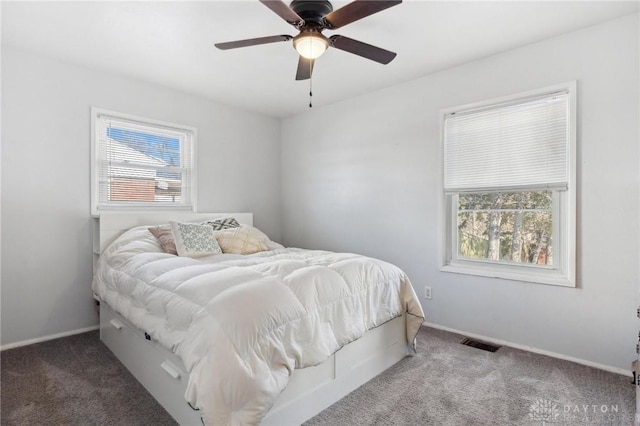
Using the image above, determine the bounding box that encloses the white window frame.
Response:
[91,108,197,216]
[440,82,577,287]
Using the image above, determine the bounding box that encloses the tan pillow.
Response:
[214,225,270,255]
[148,225,177,255]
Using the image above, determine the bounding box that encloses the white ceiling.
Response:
[3,1,638,118]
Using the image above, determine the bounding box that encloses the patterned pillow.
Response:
[214,225,270,255]
[201,217,240,231]
[148,225,178,255]
[169,221,222,258]
[148,218,240,255]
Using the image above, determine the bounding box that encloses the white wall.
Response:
[2,13,638,374]
[1,47,282,346]
[281,14,640,371]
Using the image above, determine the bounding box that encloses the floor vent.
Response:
[460,338,501,353]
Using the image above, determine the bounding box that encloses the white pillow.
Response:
[214,225,271,255]
[169,221,222,258]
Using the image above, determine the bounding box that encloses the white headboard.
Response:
[93,212,253,256]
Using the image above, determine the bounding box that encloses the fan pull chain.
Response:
[309,63,313,108]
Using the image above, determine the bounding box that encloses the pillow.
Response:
[201,217,240,231]
[214,225,271,255]
[169,221,222,258]
[264,240,285,250]
[148,225,177,255]
[147,218,238,254]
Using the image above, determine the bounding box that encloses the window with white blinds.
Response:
[91,109,196,215]
[441,83,576,287]
[444,91,569,193]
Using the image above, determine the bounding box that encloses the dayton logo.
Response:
[529,399,560,424]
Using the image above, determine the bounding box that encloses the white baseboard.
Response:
[0,325,100,351]
[423,322,632,377]
[2,322,631,378]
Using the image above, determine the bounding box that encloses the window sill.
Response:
[441,261,575,288]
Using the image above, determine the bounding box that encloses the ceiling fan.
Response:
[215,0,402,81]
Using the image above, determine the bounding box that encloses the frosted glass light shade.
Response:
[294,33,328,59]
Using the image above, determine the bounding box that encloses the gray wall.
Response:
[1,47,282,346]
[281,14,639,371]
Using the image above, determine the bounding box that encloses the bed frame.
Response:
[94,212,410,425]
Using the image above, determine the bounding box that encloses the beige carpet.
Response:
[1,327,634,425]
[305,327,634,425]
[1,331,176,426]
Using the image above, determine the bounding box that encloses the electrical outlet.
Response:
[424,286,432,300]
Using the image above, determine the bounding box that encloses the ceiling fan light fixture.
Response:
[293,32,329,59]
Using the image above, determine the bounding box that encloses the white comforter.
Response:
[92,226,424,425]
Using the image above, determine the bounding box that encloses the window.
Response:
[91,108,196,215]
[441,83,576,287]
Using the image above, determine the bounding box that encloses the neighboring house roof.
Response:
[107,139,171,181]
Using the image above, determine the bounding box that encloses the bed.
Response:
[92,212,424,425]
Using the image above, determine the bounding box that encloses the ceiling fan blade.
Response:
[324,0,401,29]
[215,35,292,50]
[329,35,397,64]
[259,0,305,27]
[295,56,315,80]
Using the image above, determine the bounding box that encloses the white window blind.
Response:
[94,112,195,212]
[444,91,569,193]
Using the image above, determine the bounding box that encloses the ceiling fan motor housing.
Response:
[289,0,333,27]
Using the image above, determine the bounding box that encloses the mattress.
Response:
[92,225,424,425]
